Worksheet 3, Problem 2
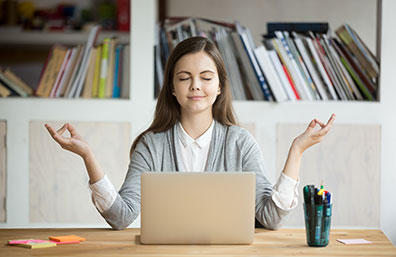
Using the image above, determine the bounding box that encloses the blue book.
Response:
[236,23,273,101]
[112,45,122,98]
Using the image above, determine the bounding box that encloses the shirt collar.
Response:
[178,120,214,149]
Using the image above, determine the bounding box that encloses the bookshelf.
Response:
[0,30,130,45]
[0,0,395,246]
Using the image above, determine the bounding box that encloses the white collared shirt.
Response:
[89,122,299,213]
[177,121,214,172]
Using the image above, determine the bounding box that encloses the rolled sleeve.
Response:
[272,173,299,211]
[89,174,117,213]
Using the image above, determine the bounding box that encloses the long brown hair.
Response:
[130,36,237,156]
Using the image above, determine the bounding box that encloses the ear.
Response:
[172,86,176,96]
[217,87,221,95]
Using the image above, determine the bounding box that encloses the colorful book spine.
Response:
[92,44,102,98]
[112,45,122,98]
[98,38,110,98]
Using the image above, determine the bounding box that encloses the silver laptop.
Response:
[140,172,256,245]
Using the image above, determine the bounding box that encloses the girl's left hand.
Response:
[292,114,336,155]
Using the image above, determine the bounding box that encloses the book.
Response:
[284,32,320,100]
[2,69,34,96]
[319,36,352,100]
[254,45,287,102]
[214,26,246,100]
[55,47,78,97]
[36,44,68,97]
[267,50,297,101]
[82,47,98,98]
[0,82,11,97]
[49,48,72,97]
[326,37,363,100]
[335,24,378,81]
[314,34,347,100]
[69,25,101,98]
[0,70,28,97]
[236,22,271,100]
[272,35,310,100]
[117,0,130,31]
[265,22,329,38]
[98,38,110,98]
[105,37,118,98]
[293,33,329,100]
[333,37,376,96]
[321,35,355,100]
[332,38,374,100]
[266,39,300,100]
[305,36,338,100]
[63,45,85,97]
[92,44,102,98]
[112,44,122,98]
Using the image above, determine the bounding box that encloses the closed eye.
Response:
[202,78,212,81]
[179,78,190,81]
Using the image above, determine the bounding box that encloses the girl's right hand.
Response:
[45,123,91,159]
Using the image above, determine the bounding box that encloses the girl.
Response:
[45,36,335,230]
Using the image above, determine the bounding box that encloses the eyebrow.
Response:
[175,70,215,75]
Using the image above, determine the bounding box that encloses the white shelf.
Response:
[0,30,130,45]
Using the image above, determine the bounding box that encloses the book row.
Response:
[0,25,130,99]
[155,18,379,101]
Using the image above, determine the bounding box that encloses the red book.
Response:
[282,65,300,100]
[117,0,130,31]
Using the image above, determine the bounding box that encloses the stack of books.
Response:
[35,25,130,99]
[155,18,379,102]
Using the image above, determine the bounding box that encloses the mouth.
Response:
[188,96,205,101]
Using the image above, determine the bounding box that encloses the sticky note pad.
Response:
[336,238,373,244]
[49,235,86,242]
[8,239,57,249]
[50,240,80,245]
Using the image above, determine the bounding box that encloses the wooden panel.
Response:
[276,124,380,227]
[29,121,131,224]
[0,121,6,222]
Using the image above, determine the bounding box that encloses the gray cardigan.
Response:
[100,120,291,230]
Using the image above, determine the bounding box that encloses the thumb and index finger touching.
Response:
[45,123,77,146]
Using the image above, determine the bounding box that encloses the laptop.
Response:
[140,172,256,245]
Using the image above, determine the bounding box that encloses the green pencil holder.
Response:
[303,203,332,247]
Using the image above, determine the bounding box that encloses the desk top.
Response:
[0,228,395,256]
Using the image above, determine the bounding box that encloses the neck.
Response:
[180,111,213,139]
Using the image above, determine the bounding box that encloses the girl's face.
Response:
[172,51,221,118]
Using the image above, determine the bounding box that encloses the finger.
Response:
[45,124,69,146]
[67,123,79,137]
[314,119,326,128]
[326,113,336,126]
[306,119,317,131]
[57,124,68,135]
[45,124,57,137]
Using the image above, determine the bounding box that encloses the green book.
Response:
[98,38,110,98]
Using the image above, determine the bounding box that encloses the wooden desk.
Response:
[0,228,395,256]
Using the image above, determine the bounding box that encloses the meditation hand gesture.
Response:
[45,123,91,159]
[292,114,336,155]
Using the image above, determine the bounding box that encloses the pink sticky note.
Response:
[336,238,373,244]
[8,239,49,244]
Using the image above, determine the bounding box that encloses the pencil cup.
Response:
[303,203,332,247]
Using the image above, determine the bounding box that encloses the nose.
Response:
[190,78,201,91]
